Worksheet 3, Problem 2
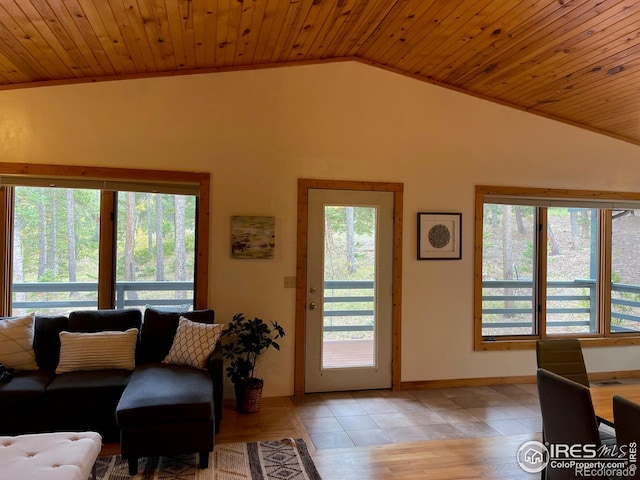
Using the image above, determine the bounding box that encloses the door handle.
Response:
[309,302,316,310]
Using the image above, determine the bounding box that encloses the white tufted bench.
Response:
[0,432,102,480]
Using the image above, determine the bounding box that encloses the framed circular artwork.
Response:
[417,212,461,260]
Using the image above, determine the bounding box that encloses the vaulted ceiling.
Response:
[1,1,640,145]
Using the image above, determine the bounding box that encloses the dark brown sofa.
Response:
[0,307,223,465]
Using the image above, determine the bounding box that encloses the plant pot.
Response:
[235,379,264,413]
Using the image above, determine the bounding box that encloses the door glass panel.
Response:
[322,205,376,368]
[546,207,598,334]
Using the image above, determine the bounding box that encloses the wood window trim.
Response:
[0,162,210,315]
[474,185,640,351]
[294,178,404,396]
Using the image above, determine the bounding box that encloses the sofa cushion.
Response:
[0,314,38,370]
[116,363,213,426]
[56,328,138,373]
[45,370,131,404]
[0,370,54,408]
[68,309,142,333]
[32,315,69,372]
[139,309,215,363]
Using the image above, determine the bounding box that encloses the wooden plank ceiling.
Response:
[1,0,639,144]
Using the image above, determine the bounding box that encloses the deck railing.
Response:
[12,281,193,313]
[13,279,640,336]
[482,279,640,334]
[323,280,375,334]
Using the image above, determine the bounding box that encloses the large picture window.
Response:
[475,186,640,350]
[0,163,210,316]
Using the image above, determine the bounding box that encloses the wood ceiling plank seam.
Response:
[268,0,305,63]
[447,0,587,87]
[278,0,332,62]
[49,0,113,76]
[0,8,57,80]
[516,39,640,115]
[249,0,284,64]
[351,0,409,55]
[596,117,640,135]
[225,2,252,66]
[98,0,150,71]
[0,43,34,83]
[85,0,137,73]
[563,91,640,127]
[0,1,70,79]
[364,0,466,68]
[214,0,231,67]
[478,1,639,99]
[305,0,367,60]
[175,0,196,68]
[15,0,89,78]
[565,81,640,121]
[118,0,162,71]
[134,0,170,71]
[546,74,640,123]
[336,0,398,56]
[233,1,267,66]
[322,0,373,58]
[531,74,640,126]
[38,0,107,76]
[358,1,439,64]
[148,0,176,69]
[162,0,187,69]
[462,0,628,91]
[433,0,539,83]
[403,0,520,78]
[189,0,207,67]
[201,0,217,66]
[394,0,500,74]
[497,5,640,103]
[238,0,268,65]
[322,0,392,58]
[222,0,245,67]
[61,0,118,75]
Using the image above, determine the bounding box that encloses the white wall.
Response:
[2,61,640,396]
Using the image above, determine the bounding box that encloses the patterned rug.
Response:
[95,438,322,480]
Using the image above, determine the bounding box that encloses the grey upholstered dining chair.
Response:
[536,338,590,386]
[613,395,640,479]
[537,368,608,480]
[536,339,615,433]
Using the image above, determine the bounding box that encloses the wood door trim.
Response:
[294,178,404,396]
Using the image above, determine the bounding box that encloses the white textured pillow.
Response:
[0,313,38,370]
[56,328,138,374]
[163,317,223,369]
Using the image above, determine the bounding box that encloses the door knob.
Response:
[309,302,316,310]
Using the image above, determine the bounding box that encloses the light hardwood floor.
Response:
[215,390,541,479]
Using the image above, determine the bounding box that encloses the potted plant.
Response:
[221,313,286,413]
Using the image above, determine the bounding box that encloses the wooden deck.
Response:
[322,338,374,368]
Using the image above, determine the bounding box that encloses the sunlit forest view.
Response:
[12,186,196,315]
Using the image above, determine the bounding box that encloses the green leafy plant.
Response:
[221,313,285,387]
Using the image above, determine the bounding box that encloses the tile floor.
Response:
[292,383,543,450]
[293,378,640,450]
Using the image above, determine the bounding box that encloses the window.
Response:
[0,163,210,316]
[475,186,640,350]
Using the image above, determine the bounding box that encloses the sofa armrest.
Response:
[206,342,224,433]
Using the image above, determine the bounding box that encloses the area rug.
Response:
[95,438,322,480]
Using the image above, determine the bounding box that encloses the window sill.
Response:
[475,336,640,351]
